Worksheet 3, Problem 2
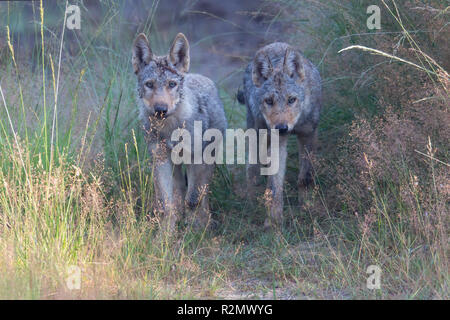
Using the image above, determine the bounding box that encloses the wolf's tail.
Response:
[236,89,245,105]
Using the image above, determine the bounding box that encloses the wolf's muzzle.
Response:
[154,103,168,117]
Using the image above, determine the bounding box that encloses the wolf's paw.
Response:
[264,206,283,231]
[159,213,179,236]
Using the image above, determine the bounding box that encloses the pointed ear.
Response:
[252,51,273,87]
[132,33,152,74]
[283,48,305,82]
[169,33,190,73]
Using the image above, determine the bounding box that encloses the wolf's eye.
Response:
[288,96,297,104]
[145,81,154,89]
[168,81,177,88]
[264,97,274,106]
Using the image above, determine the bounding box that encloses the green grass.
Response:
[0,0,447,299]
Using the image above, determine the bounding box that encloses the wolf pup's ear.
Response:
[252,51,273,87]
[169,33,190,73]
[132,33,152,74]
[283,48,305,82]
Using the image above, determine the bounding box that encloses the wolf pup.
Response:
[238,42,321,228]
[132,33,227,231]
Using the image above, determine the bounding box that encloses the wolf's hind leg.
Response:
[246,163,260,192]
[297,131,316,204]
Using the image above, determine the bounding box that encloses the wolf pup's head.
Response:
[252,47,306,135]
[132,33,190,119]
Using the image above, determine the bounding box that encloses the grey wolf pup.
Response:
[238,42,321,228]
[132,33,227,231]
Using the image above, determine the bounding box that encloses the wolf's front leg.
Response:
[264,135,288,229]
[185,163,215,230]
[297,131,316,204]
[150,142,179,233]
[246,118,261,195]
[173,164,186,216]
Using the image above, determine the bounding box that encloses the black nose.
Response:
[275,124,289,135]
[154,104,168,116]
